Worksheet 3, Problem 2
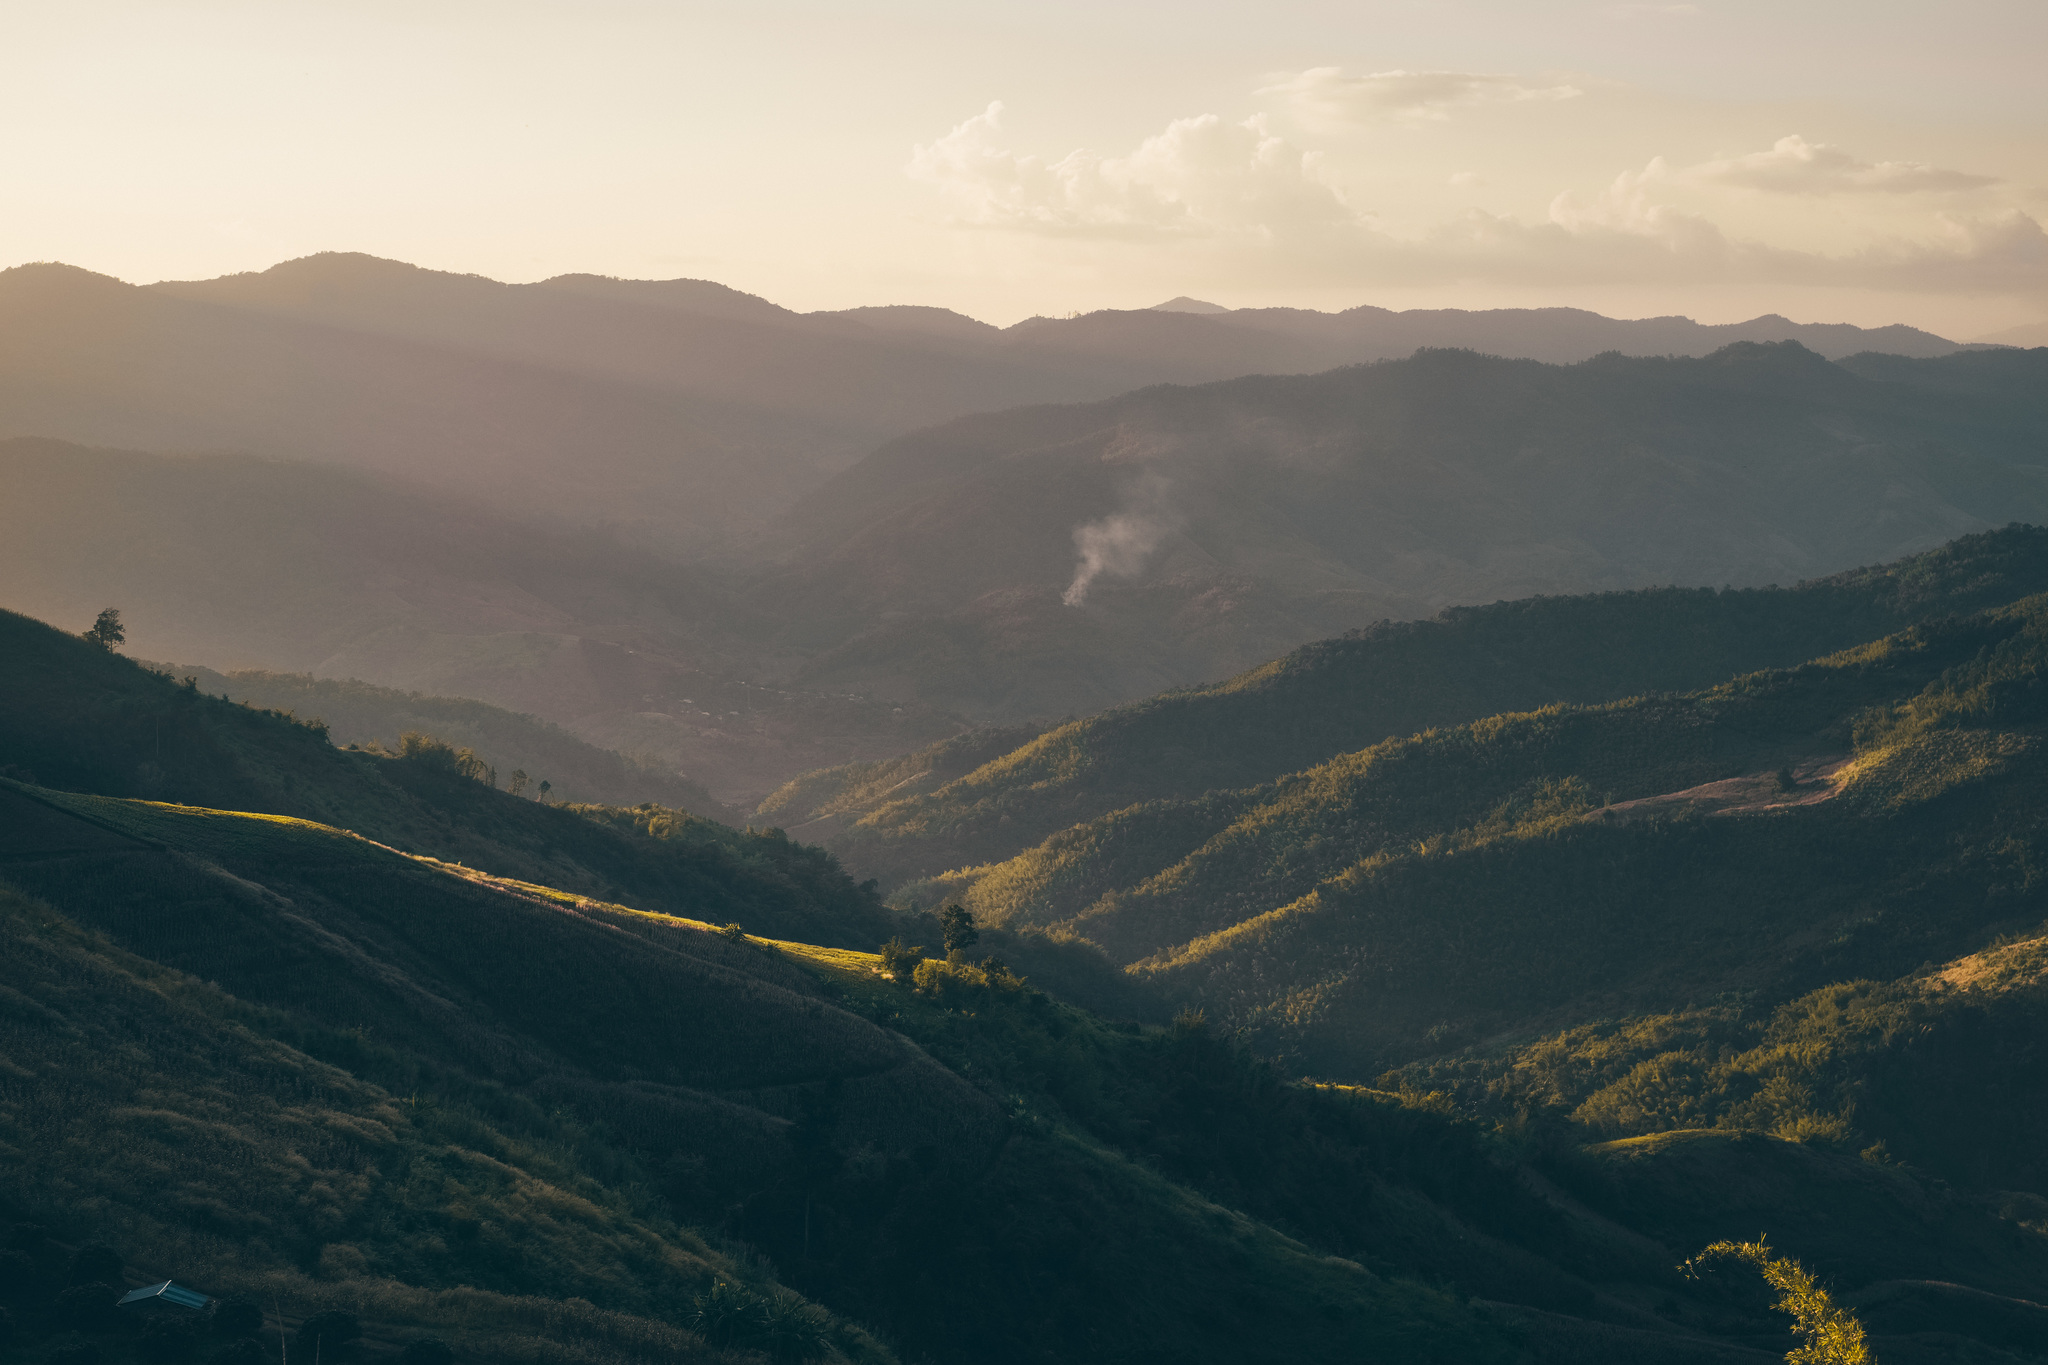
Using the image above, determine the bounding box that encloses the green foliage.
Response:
[398,730,496,787]
[876,936,925,981]
[1685,1239,1870,1364]
[910,954,1030,1009]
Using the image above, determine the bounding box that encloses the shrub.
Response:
[50,1344,102,1365]
[877,936,925,982]
[209,1340,265,1365]
[397,733,494,787]
[687,1281,765,1348]
[295,1309,361,1357]
[65,1246,122,1286]
[52,1282,118,1330]
[212,1300,263,1340]
[755,1289,832,1363]
[4,1224,47,1254]
[0,1304,12,1349]
[401,1338,455,1365]
[912,956,1029,1010]
[686,1283,829,1363]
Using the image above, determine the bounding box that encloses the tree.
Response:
[1685,1238,1869,1364]
[508,768,530,798]
[939,903,979,960]
[878,936,925,981]
[80,607,125,650]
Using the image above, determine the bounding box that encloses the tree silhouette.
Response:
[939,903,979,960]
[81,608,125,651]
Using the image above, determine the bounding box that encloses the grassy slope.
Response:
[0,607,894,950]
[143,661,741,820]
[795,525,2048,890]
[0,783,1527,1365]
[0,873,839,1364]
[7,781,2047,1358]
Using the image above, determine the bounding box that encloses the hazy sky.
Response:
[7,0,2046,335]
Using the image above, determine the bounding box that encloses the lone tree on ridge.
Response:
[81,607,125,651]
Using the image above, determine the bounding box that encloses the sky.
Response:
[5,0,2046,337]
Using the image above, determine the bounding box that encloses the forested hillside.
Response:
[748,342,2048,719]
[779,526,2048,884]
[8,542,2048,1360]
[876,584,2048,1105]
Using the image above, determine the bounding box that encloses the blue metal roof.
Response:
[119,1280,212,1311]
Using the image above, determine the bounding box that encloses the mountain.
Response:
[0,437,969,804]
[0,605,897,949]
[876,581,2048,1087]
[11,342,2044,807]
[0,253,1976,555]
[744,341,2048,733]
[139,661,742,821]
[9,586,2048,1362]
[764,527,2048,884]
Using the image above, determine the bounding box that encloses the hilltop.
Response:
[146,661,741,821]
[771,526,2048,885]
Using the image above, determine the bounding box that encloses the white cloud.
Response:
[906,102,1353,241]
[908,107,2047,300]
[1688,135,1997,195]
[1264,68,1581,129]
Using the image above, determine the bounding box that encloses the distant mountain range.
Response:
[748,342,2048,720]
[0,252,1992,553]
[6,339,2045,801]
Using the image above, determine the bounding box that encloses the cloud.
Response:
[1264,68,1580,128]
[1688,135,1998,195]
[1604,3,1700,17]
[906,102,1352,240]
[908,107,2047,299]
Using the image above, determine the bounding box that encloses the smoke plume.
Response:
[1063,489,1173,606]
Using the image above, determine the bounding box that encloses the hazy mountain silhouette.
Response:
[0,252,1978,554]
[0,437,963,803]
[745,342,2048,720]
[7,340,2043,798]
